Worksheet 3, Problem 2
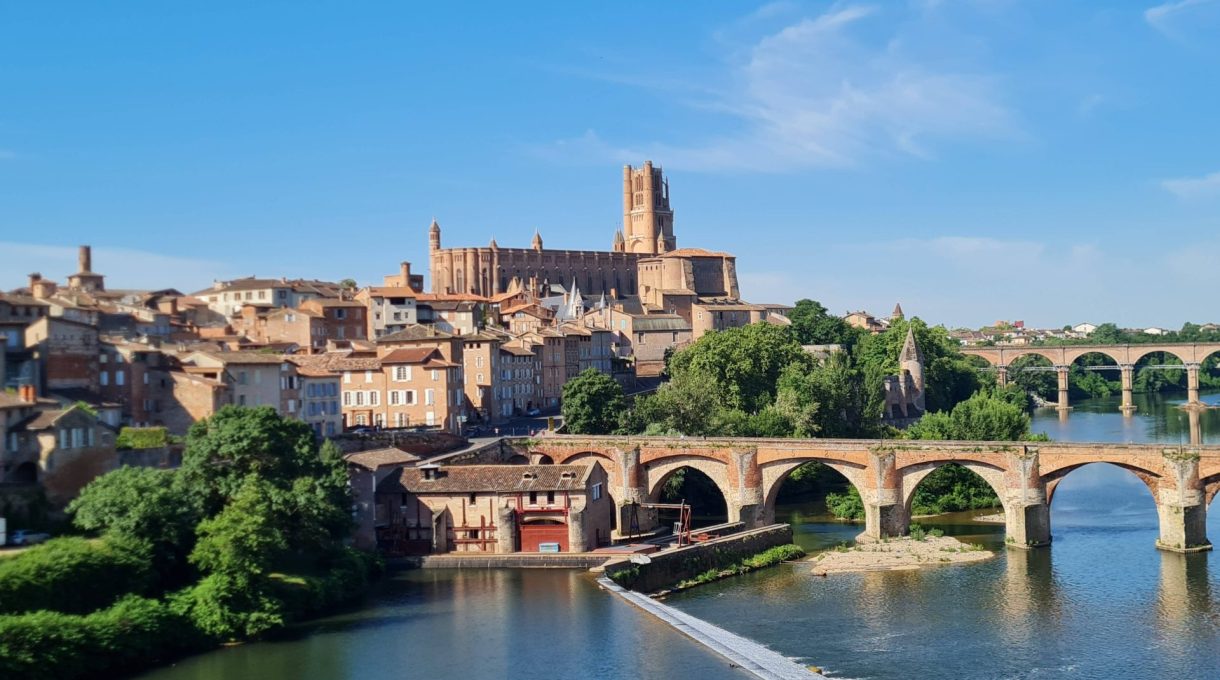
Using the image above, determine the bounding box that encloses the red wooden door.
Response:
[519,522,569,552]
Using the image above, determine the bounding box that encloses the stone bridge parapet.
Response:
[513,435,1220,553]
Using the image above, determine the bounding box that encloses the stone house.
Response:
[519,329,565,409]
[497,344,539,418]
[374,462,613,555]
[345,447,424,550]
[25,316,100,394]
[460,332,503,424]
[1,388,117,504]
[179,351,300,414]
[286,356,343,438]
[357,285,419,339]
[190,277,343,319]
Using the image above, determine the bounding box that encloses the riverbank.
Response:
[810,535,993,575]
[598,576,825,680]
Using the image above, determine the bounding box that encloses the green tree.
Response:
[788,299,858,349]
[68,467,197,578]
[852,318,981,413]
[187,476,288,639]
[667,322,810,413]
[561,369,626,434]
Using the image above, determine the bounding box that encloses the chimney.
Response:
[79,245,92,273]
[610,287,618,300]
[19,384,36,403]
[28,272,41,288]
[400,261,411,284]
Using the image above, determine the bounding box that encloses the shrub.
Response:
[0,537,153,615]
[0,595,203,680]
[114,426,170,450]
[826,487,865,520]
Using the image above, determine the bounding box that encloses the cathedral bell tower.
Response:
[622,161,675,254]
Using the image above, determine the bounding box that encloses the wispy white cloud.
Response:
[0,242,239,293]
[546,3,1018,172]
[0,149,16,160]
[1160,170,1220,198]
[1145,0,1215,29]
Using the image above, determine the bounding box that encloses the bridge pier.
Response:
[1120,364,1136,415]
[728,448,764,529]
[1154,452,1212,553]
[1055,365,1071,411]
[1003,448,1051,548]
[995,366,1008,387]
[614,447,658,538]
[860,449,907,541]
[1185,363,1203,408]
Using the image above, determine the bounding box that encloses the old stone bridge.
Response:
[512,435,1220,553]
[960,343,1220,412]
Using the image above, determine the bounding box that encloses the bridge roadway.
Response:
[514,435,1220,553]
[960,342,1220,413]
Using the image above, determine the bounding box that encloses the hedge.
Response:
[114,426,170,450]
[0,595,206,680]
[0,537,153,615]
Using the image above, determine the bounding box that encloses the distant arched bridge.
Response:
[514,435,1220,553]
[960,343,1220,413]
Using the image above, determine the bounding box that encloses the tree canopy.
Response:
[561,368,627,435]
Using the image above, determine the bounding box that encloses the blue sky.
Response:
[2,0,1219,328]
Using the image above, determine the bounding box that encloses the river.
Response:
[139,391,1220,680]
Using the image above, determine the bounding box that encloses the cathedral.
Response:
[428,161,693,297]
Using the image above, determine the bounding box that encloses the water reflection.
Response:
[1031,388,1220,444]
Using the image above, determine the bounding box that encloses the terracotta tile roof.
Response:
[363,286,417,298]
[656,247,733,258]
[381,347,440,364]
[195,350,286,365]
[286,354,341,377]
[378,464,597,494]
[12,408,67,431]
[632,315,691,332]
[345,447,422,470]
[499,345,535,357]
[376,325,455,343]
[0,392,32,409]
[414,293,488,303]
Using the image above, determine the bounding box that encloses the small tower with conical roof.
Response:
[489,237,498,250]
[613,229,625,253]
[891,302,905,321]
[429,219,441,251]
[531,230,543,251]
[900,327,925,412]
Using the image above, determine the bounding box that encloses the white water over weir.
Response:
[597,576,824,680]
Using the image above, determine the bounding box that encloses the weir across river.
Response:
[514,435,1220,553]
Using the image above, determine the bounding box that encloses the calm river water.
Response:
[140,391,1220,680]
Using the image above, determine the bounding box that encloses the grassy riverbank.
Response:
[611,543,806,594]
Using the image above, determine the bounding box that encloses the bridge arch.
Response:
[760,458,868,525]
[1128,346,1192,367]
[899,461,1008,517]
[645,455,732,506]
[1042,462,1162,506]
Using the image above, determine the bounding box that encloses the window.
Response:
[476,356,484,368]
[100,371,109,386]
[477,372,484,383]
[343,392,352,406]
[546,491,555,505]
[394,412,405,427]
[355,392,364,406]
[344,372,352,384]
[258,291,267,300]
[591,483,602,501]
[59,430,70,449]
[287,399,296,413]
[7,432,17,452]
[468,493,477,505]
[425,389,435,405]
[390,391,400,405]
[238,395,247,406]
[238,371,248,385]
[370,391,379,406]
[365,370,373,383]
[143,372,149,385]
[335,308,346,319]
[405,390,416,405]
[394,365,411,382]
[431,370,439,381]
[528,491,537,506]
[116,371,125,386]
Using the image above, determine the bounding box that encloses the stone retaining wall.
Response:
[393,553,610,569]
[604,524,793,593]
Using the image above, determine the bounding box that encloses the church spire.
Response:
[531,229,543,251]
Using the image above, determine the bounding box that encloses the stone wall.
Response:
[604,523,793,593]
[331,430,468,456]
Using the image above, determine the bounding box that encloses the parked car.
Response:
[350,427,375,434]
[526,408,541,417]
[9,530,50,546]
